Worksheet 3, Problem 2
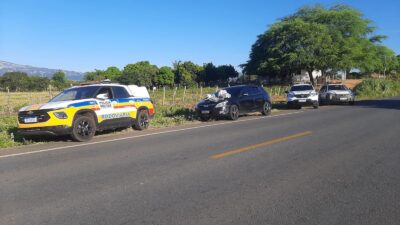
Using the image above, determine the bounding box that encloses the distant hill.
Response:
[0,60,85,80]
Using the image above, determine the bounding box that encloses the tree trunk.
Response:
[307,69,315,86]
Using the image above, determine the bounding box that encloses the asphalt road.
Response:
[1,98,400,225]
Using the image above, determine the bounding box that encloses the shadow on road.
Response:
[355,98,400,110]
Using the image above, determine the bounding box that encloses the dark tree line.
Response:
[0,71,73,91]
[84,61,239,87]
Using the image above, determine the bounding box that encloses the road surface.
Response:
[1,98,400,225]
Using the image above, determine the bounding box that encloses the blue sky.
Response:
[1,0,399,72]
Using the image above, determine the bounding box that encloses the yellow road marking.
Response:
[210,131,312,159]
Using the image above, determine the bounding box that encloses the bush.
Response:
[150,106,194,127]
[0,116,24,148]
[354,78,400,98]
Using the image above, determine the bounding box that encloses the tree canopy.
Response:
[242,4,397,84]
[118,61,159,86]
[0,72,51,91]
[52,70,67,89]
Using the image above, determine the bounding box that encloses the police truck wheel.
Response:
[71,115,96,142]
[134,110,149,130]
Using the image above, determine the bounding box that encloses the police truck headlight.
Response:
[53,112,68,119]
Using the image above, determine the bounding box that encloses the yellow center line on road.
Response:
[210,131,313,159]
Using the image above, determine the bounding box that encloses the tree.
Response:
[197,63,239,85]
[0,72,30,91]
[217,65,239,80]
[244,18,335,85]
[173,61,203,86]
[242,4,392,84]
[84,69,106,81]
[52,70,67,89]
[103,66,122,81]
[154,66,175,86]
[118,61,158,86]
[28,76,50,91]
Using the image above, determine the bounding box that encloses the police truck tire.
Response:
[134,110,149,130]
[71,115,96,142]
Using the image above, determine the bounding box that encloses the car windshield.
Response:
[328,85,347,90]
[49,86,100,102]
[222,86,243,97]
[290,85,313,91]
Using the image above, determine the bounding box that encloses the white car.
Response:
[319,84,355,105]
[286,84,319,109]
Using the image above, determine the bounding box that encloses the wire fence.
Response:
[0,85,288,116]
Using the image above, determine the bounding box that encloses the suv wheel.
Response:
[229,105,239,120]
[313,102,319,109]
[71,115,96,142]
[262,102,271,116]
[134,110,149,130]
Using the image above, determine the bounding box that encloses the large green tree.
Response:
[103,66,122,81]
[199,63,239,84]
[28,76,50,91]
[243,4,392,84]
[154,66,175,86]
[173,61,203,86]
[0,72,30,91]
[52,70,67,89]
[118,61,158,86]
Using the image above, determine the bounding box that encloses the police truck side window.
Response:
[113,86,130,98]
[97,87,113,99]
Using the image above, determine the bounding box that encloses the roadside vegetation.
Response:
[355,77,400,99]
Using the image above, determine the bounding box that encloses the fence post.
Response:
[162,86,166,106]
[6,87,11,115]
[48,84,53,99]
[182,86,186,104]
[172,86,177,105]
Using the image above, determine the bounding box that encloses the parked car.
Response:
[17,82,155,141]
[195,85,272,121]
[286,83,319,109]
[319,83,355,105]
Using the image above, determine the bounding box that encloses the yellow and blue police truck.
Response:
[17,82,155,142]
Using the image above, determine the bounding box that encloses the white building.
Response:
[292,70,322,83]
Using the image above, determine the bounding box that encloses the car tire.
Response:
[71,115,96,142]
[313,103,319,109]
[134,110,149,130]
[349,100,355,105]
[228,105,239,120]
[261,102,271,116]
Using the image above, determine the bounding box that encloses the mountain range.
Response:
[0,60,85,80]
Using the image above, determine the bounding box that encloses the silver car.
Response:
[319,84,355,105]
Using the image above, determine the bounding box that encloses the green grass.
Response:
[354,78,400,99]
[0,116,31,148]
[150,106,195,128]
